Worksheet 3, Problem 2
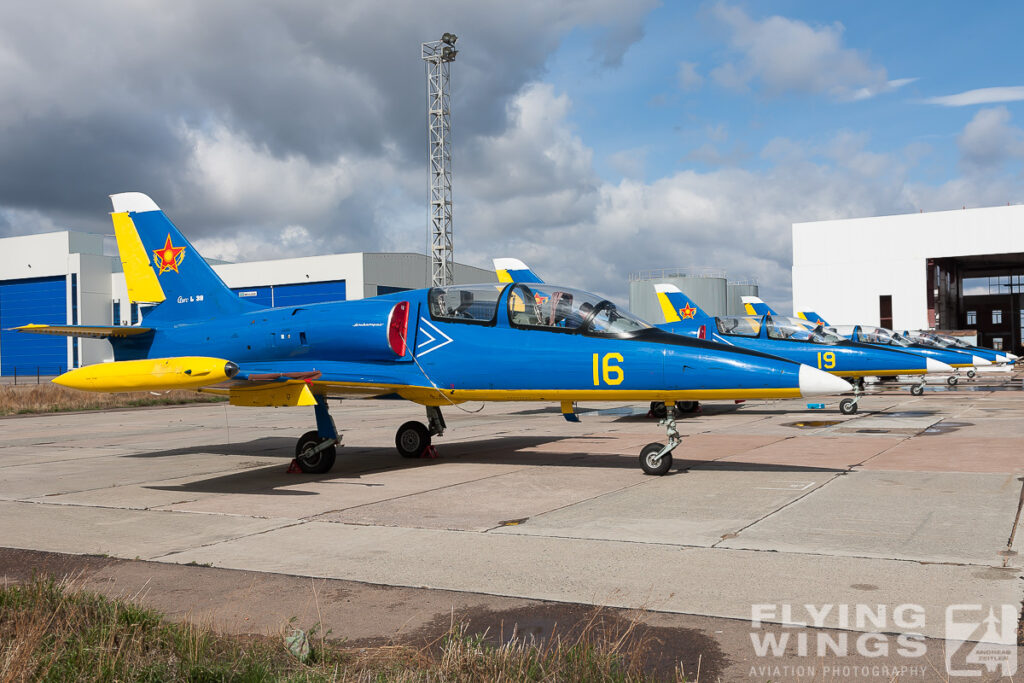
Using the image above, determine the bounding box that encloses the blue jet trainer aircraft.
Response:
[490,260,932,415]
[828,325,989,391]
[745,296,1000,385]
[652,285,952,414]
[796,309,1016,366]
[901,330,1015,366]
[14,194,851,477]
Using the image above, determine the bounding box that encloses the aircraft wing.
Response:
[13,324,153,339]
[201,362,438,406]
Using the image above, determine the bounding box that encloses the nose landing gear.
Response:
[639,414,683,475]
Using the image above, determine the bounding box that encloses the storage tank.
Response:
[727,282,760,316]
[628,269,728,323]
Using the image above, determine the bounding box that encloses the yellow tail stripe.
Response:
[656,292,681,322]
[112,212,166,304]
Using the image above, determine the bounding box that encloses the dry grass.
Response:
[0,576,688,682]
[0,383,225,417]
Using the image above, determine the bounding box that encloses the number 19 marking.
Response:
[816,351,836,370]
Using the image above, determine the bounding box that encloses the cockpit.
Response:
[715,315,844,345]
[716,316,762,337]
[841,325,911,347]
[505,283,652,336]
[766,316,843,344]
[427,283,654,338]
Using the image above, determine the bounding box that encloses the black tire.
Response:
[967,369,976,379]
[649,401,668,419]
[639,443,672,476]
[674,401,699,414]
[396,421,431,458]
[839,398,858,415]
[295,430,337,474]
[947,375,958,386]
[910,384,924,396]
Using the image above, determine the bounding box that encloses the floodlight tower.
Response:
[422,32,458,287]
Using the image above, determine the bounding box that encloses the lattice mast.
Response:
[422,33,458,287]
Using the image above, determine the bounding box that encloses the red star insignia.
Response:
[534,293,549,305]
[679,304,697,320]
[153,234,186,274]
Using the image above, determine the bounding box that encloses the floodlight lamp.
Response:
[442,32,457,45]
[442,46,457,60]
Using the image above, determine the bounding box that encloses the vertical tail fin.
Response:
[493,258,544,283]
[110,192,258,321]
[654,284,714,324]
[797,311,830,326]
[741,295,777,316]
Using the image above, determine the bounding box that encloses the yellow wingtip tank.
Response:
[52,357,238,392]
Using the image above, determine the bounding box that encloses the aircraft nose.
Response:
[971,355,992,367]
[926,357,954,373]
[798,365,852,397]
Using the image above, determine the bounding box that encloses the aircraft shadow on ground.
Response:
[140,435,845,496]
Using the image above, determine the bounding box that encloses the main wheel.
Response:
[295,430,337,474]
[910,384,924,396]
[947,375,958,386]
[967,369,976,379]
[674,401,699,414]
[396,421,431,458]
[649,401,668,418]
[839,398,858,415]
[639,443,672,476]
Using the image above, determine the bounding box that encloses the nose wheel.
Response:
[638,414,682,475]
[839,397,858,415]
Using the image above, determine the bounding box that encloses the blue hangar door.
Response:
[0,276,67,376]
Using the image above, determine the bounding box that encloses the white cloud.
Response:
[956,107,1024,169]
[676,62,703,91]
[925,86,1024,107]
[708,4,901,102]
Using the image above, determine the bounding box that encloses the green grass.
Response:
[0,383,226,416]
[0,577,686,682]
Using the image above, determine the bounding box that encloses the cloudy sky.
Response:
[1,1,1023,306]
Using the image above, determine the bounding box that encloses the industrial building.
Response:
[628,268,759,323]
[792,204,1024,352]
[0,230,494,376]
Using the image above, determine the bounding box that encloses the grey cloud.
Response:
[0,0,653,240]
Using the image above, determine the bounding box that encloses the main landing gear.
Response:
[649,401,700,418]
[395,406,447,458]
[910,378,926,396]
[294,394,341,474]
[639,413,683,476]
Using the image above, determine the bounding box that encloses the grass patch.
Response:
[0,576,688,682]
[0,384,225,416]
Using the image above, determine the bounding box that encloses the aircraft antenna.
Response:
[422,33,457,287]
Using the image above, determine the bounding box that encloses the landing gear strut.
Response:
[839,378,863,415]
[294,394,340,473]
[395,406,447,458]
[910,379,925,396]
[639,414,682,476]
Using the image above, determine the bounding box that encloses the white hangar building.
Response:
[792,204,1024,352]
[0,230,494,377]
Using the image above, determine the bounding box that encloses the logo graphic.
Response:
[153,234,186,274]
[415,319,453,357]
[679,304,697,320]
[946,604,1017,676]
[534,292,549,306]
